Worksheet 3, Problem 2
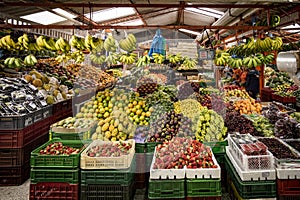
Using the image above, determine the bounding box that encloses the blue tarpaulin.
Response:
[148,29,166,57]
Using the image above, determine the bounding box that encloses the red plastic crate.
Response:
[186,196,222,200]
[53,99,73,115]
[0,116,52,149]
[278,196,300,200]
[0,133,48,167]
[53,109,73,122]
[277,179,300,196]
[0,161,30,186]
[30,182,79,200]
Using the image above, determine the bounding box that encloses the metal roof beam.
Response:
[1,2,276,9]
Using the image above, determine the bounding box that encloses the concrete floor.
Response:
[0,179,230,200]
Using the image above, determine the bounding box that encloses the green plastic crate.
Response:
[81,155,135,185]
[135,142,146,153]
[146,141,162,153]
[203,140,228,155]
[30,139,88,168]
[186,178,222,197]
[50,131,91,141]
[30,168,79,184]
[215,153,225,164]
[148,179,185,199]
[224,155,276,199]
[81,181,135,200]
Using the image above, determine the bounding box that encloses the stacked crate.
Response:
[134,140,147,189]
[225,134,277,200]
[80,139,136,200]
[273,138,300,200]
[52,98,73,122]
[29,139,86,200]
[0,115,52,186]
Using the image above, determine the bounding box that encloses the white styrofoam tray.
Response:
[149,149,185,179]
[185,147,221,179]
[226,147,276,181]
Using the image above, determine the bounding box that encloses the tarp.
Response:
[148,29,166,57]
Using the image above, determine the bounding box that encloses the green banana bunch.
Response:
[24,54,38,66]
[214,51,230,66]
[90,54,106,65]
[0,35,17,50]
[4,57,24,69]
[181,56,197,69]
[55,37,71,52]
[119,33,136,52]
[136,55,151,67]
[167,53,182,64]
[36,36,57,51]
[272,37,283,50]
[119,52,137,65]
[243,55,262,69]
[105,52,119,66]
[243,37,256,55]
[227,57,243,69]
[256,53,274,65]
[104,36,118,52]
[152,53,165,64]
[270,15,281,27]
[70,35,86,51]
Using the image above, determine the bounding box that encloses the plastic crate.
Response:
[53,109,73,122]
[228,134,274,171]
[276,168,300,179]
[0,117,52,148]
[277,179,300,196]
[229,179,276,200]
[150,149,185,179]
[30,139,88,168]
[186,196,221,200]
[226,147,276,181]
[80,157,135,185]
[146,141,162,153]
[33,109,44,123]
[30,168,79,184]
[135,153,146,173]
[148,179,185,199]
[42,105,53,119]
[186,178,221,197]
[135,142,146,153]
[0,133,48,167]
[81,181,135,200]
[277,196,300,200]
[50,131,92,140]
[80,139,135,170]
[30,182,79,200]
[203,140,228,155]
[0,161,30,186]
[224,154,277,199]
[272,94,296,103]
[0,113,34,130]
[135,173,146,189]
[53,99,73,115]
[185,147,221,179]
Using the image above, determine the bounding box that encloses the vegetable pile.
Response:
[39,142,81,155]
[87,141,132,157]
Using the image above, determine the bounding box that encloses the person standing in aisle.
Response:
[246,67,260,99]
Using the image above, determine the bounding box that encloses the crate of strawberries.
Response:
[80,139,135,169]
[228,133,274,171]
[30,139,88,168]
[150,137,220,179]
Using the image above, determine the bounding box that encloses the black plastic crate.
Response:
[81,181,135,200]
[0,133,48,167]
[42,105,53,119]
[0,160,30,186]
[0,113,34,130]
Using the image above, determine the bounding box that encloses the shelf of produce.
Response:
[224,155,277,199]
[0,133,48,167]
[30,168,79,184]
[226,147,276,181]
[228,134,274,171]
[81,181,135,200]
[186,178,222,197]
[30,139,88,168]
[148,179,185,199]
[0,160,30,186]
[80,155,135,185]
[0,116,52,148]
[80,139,135,170]
[29,182,79,200]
